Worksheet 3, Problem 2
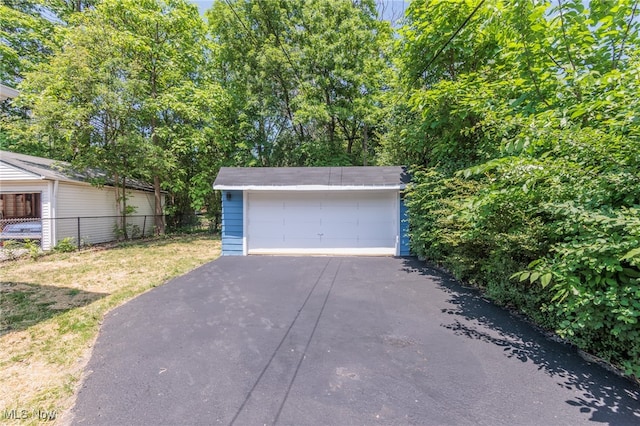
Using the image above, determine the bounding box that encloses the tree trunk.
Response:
[114,172,123,241]
[154,175,165,235]
[362,123,368,166]
[121,176,128,240]
[149,29,165,235]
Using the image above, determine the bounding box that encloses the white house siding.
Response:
[0,180,53,249]
[124,189,158,236]
[0,162,41,180]
[127,190,157,215]
[0,84,19,101]
[55,183,158,246]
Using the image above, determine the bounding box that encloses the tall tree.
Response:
[207,0,392,167]
[12,0,225,232]
[0,0,99,160]
[0,0,98,86]
[0,0,56,87]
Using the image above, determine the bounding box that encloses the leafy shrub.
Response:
[54,237,77,253]
[396,0,640,379]
[23,239,43,260]
[517,205,640,375]
[113,222,143,240]
[407,124,640,376]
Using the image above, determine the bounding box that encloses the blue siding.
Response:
[221,190,243,255]
[399,195,411,256]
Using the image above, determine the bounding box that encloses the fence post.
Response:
[142,215,147,237]
[77,217,81,250]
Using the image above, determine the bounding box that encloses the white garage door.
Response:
[247,190,398,255]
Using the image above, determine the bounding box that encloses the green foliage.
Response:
[0,1,58,86]
[4,0,394,227]
[398,0,640,375]
[7,0,229,230]
[517,204,640,375]
[53,237,76,253]
[207,0,392,167]
[0,238,46,261]
[23,239,43,260]
[112,222,141,241]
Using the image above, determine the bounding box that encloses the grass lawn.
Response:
[0,234,220,424]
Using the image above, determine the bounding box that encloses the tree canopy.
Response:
[206,0,392,166]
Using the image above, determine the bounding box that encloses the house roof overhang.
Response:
[0,150,156,192]
[0,84,19,101]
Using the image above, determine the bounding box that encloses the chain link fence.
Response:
[0,214,215,251]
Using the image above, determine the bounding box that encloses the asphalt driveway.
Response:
[71,256,640,425]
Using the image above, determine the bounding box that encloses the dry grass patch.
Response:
[0,234,220,424]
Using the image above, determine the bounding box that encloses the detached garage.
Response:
[213,167,410,256]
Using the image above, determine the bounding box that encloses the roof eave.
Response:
[0,159,47,180]
[0,84,19,101]
[213,184,406,191]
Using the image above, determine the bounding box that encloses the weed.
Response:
[54,237,77,253]
[23,239,43,260]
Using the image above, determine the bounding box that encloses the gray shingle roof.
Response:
[214,166,409,189]
[0,150,155,192]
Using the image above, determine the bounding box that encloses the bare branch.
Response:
[613,0,639,70]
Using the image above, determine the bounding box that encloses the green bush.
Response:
[406,126,640,376]
[23,239,43,260]
[518,205,640,376]
[54,237,77,253]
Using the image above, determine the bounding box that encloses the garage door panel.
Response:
[358,218,395,228]
[249,221,283,234]
[357,225,393,239]
[284,225,321,240]
[286,200,322,216]
[250,227,283,242]
[285,218,322,228]
[322,212,359,223]
[248,191,397,255]
[253,204,284,216]
[283,236,324,248]
[321,232,359,243]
